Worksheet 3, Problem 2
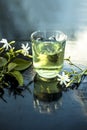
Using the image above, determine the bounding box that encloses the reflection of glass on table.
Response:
[33,75,62,113]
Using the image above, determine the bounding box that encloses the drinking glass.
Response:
[31,30,67,79]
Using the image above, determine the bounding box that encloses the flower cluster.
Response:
[0,39,12,50]
[57,57,87,88]
[57,72,70,87]
[21,43,30,56]
[0,38,30,56]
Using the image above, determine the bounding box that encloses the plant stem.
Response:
[64,58,83,71]
[27,55,33,58]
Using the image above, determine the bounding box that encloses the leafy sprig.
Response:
[57,57,87,88]
[0,39,32,88]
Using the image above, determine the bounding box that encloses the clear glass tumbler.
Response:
[31,30,67,79]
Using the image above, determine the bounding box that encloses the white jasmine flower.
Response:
[57,72,70,86]
[21,43,30,56]
[0,39,11,50]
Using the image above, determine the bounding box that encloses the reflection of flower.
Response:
[57,72,70,86]
[0,39,11,50]
[21,43,30,56]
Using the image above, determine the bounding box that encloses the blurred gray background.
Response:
[0,0,87,40]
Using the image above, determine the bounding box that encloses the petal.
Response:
[62,72,65,76]
[27,47,30,51]
[21,44,24,48]
[57,74,62,78]
[57,78,61,81]
[60,80,63,85]
[63,81,67,85]
[26,43,29,47]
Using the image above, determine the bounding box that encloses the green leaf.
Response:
[10,71,24,86]
[0,57,7,67]
[13,58,32,71]
[8,62,17,72]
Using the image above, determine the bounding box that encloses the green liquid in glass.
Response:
[32,41,65,78]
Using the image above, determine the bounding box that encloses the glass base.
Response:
[35,69,61,79]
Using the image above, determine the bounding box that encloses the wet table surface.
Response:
[1,40,87,130]
[1,0,87,129]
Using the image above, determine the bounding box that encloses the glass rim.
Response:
[31,30,67,42]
